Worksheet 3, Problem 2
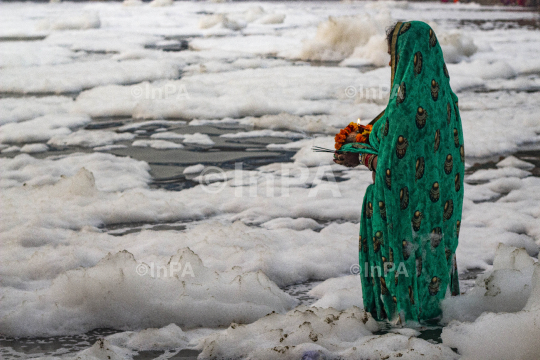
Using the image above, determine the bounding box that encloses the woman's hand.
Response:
[333,152,360,167]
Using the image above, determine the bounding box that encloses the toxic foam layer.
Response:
[196,306,459,360]
[0,96,75,126]
[0,248,297,337]
[300,13,392,63]
[0,114,90,144]
[308,275,364,311]
[302,15,477,67]
[0,153,151,191]
[441,245,540,360]
[73,66,371,120]
[0,59,182,94]
[442,244,537,323]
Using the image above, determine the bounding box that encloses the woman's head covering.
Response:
[368,21,458,127]
[388,21,458,123]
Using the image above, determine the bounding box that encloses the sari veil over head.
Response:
[351,21,464,322]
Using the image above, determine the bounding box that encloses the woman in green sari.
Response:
[335,21,464,323]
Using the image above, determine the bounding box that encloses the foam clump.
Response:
[302,15,475,67]
[466,166,531,182]
[183,163,205,174]
[239,113,339,135]
[197,306,377,358]
[0,152,151,191]
[261,217,323,231]
[0,114,90,143]
[48,129,135,148]
[182,132,215,146]
[438,31,478,64]
[442,261,540,360]
[342,34,389,67]
[37,12,101,31]
[149,0,173,7]
[442,243,536,323]
[0,96,75,125]
[122,0,143,6]
[492,243,535,271]
[72,338,133,360]
[1,59,181,94]
[199,14,227,29]
[258,13,286,25]
[300,13,392,63]
[20,143,48,153]
[496,155,535,170]
[221,129,305,139]
[105,324,190,351]
[308,275,363,311]
[364,1,410,9]
[0,248,297,337]
[197,306,458,359]
[198,6,285,31]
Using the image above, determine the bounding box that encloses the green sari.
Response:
[341,21,464,322]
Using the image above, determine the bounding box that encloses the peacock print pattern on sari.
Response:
[342,21,464,322]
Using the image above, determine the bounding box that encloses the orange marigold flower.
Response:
[355,134,367,143]
[346,123,358,132]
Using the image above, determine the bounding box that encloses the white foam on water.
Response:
[73,66,368,120]
[149,0,173,7]
[0,96,75,126]
[441,246,540,360]
[261,217,323,231]
[183,163,204,174]
[0,114,90,144]
[496,155,535,170]
[196,306,459,359]
[182,133,214,146]
[239,114,340,135]
[221,129,306,139]
[182,57,290,76]
[442,244,536,323]
[48,129,135,148]
[0,1,540,357]
[0,42,74,68]
[19,143,48,153]
[0,59,182,94]
[300,13,392,63]
[106,324,190,351]
[0,153,151,191]
[0,248,297,337]
[37,11,101,31]
[308,275,364,311]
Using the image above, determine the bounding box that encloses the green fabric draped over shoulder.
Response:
[349,21,465,323]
